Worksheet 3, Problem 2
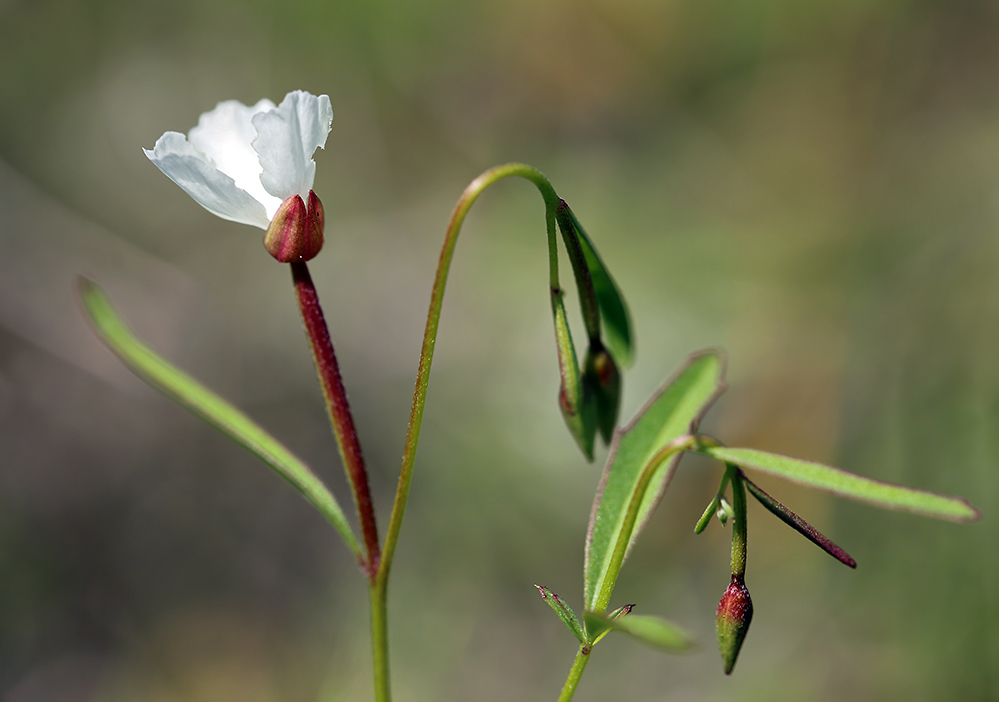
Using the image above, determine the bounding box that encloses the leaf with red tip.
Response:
[535,585,585,644]
[743,475,856,568]
[608,603,635,620]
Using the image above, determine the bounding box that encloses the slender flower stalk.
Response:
[376,164,560,586]
[291,261,380,575]
[368,164,561,702]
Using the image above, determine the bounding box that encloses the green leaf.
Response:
[555,201,601,342]
[535,585,586,644]
[78,277,362,559]
[699,446,980,523]
[584,612,694,652]
[584,351,725,612]
[563,206,634,368]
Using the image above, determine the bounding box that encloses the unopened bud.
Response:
[559,380,597,461]
[584,340,621,445]
[263,190,325,262]
[716,574,753,675]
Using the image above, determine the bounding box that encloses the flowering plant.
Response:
[78,90,979,702]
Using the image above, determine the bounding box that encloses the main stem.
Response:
[369,164,562,702]
[370,577,390,702]
[556,646,592,702]
[291,262,380,575]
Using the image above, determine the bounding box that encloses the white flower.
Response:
[144,90,333,229]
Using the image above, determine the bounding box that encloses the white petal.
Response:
[144,132,271,228]
[252,91,333,202]
[188,98,282,217]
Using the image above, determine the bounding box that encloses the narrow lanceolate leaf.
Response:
[78,278,361,559]
[700,446,980,523]
[535,585,585,644]
[743,475,856,568]
[562,205,634,368]
[584,612,694,652]
[585,351,725,612]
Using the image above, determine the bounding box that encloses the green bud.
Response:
[584,339,621,445]
[716,574,753,675]
[551,285,597,460]
[264,190,325,262]
[559,378,598,461]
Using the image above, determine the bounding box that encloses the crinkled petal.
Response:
[252,91,333,202]
[188,98,281,217]
[143,132,271,228]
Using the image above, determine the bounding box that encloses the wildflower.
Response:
[144,90,332,260]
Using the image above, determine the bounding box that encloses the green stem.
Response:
[729,466,747,578]
[370,578,390,702]
[556,645,592,702]
[372,163,561,701]
[376,164,559,580]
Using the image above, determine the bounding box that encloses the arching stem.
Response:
[371,164,562,702]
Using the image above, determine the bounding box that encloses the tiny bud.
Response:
[584,340,621,445]
[264,191,325,262]
[716,574,753,675]
[717,496,734,526]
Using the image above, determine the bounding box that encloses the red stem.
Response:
[291,261,380,577]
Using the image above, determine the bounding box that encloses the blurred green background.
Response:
[1,0,996,700]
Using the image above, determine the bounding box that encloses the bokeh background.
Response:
[1,0,997,700]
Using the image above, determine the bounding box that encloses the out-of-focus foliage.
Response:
[1,0,997,700]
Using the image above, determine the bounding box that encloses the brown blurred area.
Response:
[1,0,997,700]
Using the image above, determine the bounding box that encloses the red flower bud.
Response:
[263,190,325,262]
[716,574,753,675]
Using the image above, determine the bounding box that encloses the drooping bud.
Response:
[584,339,621,445]
[716,574,753,675]
[552,285,597,460]
[559,378,598,461]
[264,190,325,262]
